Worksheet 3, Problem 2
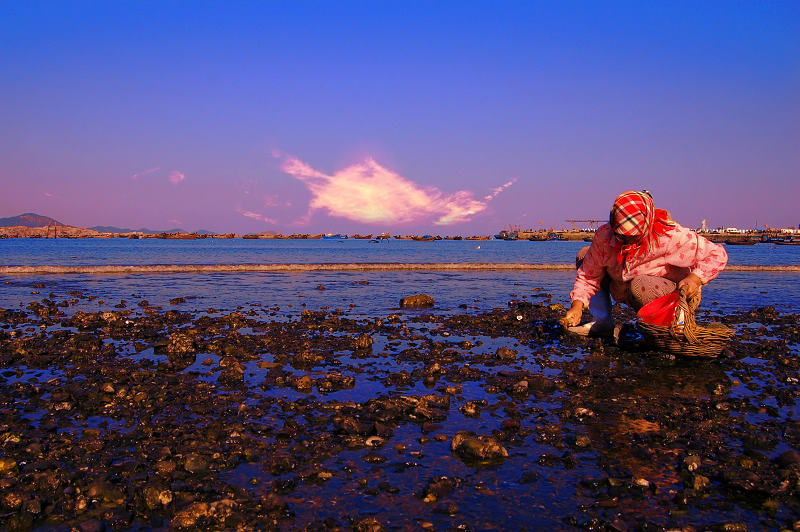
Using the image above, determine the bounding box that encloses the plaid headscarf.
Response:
[610,190,674,264]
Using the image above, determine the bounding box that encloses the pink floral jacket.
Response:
[570,222,728,307]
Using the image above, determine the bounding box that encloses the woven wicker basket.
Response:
[637,291,734,357]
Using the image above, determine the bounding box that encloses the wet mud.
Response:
[1,286,800,530]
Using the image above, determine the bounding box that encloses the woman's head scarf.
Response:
[609,190,674,263]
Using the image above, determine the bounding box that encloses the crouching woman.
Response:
[561,190,728,336]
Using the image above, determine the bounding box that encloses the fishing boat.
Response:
[495,230,518,240]
[529,232,564,241]
[322,233,347,239]
[724,239,758,245]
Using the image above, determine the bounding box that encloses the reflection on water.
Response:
[1,270,797,321]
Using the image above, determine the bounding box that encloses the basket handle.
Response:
[669,288,701,343]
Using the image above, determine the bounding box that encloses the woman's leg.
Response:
[575,246,613,323]
[628,276,678,310]
[588,278,612,323]
[571,246,614,336]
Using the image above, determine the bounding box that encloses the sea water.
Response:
[1,238,797,315]
[1,237,798,267]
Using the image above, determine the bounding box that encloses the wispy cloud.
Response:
[237,207,277,225]
[169,171,186,185]
[130,167,160,180]
[236,178,257,196]
[43,192,54,198]
[263,194,282,207]
[280,155,514,226]
[484,179,517,200]
[168,218,183,226]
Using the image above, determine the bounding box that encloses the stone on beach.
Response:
[450,431,509,462]
[400,293,435,308]
[167,332,195,354]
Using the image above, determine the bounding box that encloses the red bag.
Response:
[637,291,680,326]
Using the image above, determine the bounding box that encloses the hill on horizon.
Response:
[89,225,213,234]
[0,213,211,234]
[0,213,63,227]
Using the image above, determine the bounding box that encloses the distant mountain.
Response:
[1,213,214,233]
[89,225,214,235]
[89,225,167,234]
[0,213,63,227]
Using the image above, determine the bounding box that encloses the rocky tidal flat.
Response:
[1,287,800,530]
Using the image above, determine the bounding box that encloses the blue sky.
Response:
[1,1,798,233]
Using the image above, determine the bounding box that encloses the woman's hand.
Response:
[560,301,585,327]
[678,273,703,298]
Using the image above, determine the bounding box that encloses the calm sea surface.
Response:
[2,237,799,266]
[1,239,798,314]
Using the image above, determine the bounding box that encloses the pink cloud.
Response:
[169,171,185,185]
[280,155,514,226]
[263,194,282,207]
[130,167,160,180]
[484,179,517,200]
[43,192,54,198]
[235,178,258,196]
[237,207,277,225]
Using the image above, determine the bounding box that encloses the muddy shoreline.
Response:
[1,285,800,530]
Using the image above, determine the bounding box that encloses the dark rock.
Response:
[183,453,209,474]
[494,346,517,361]
[459,399,488,417]
[774,450,800,468]
[291,350,323,369]
[450,431,508,462]
[400,294,434,308]
[422,476,459,498]
[433,501,459,515]
[354,516,385,532]
[76,519,105,532]
[362,452,387,464]
[167,332,195,354]
[292,375,313,392]
[260,492,289,513]
[353,334,373,350]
